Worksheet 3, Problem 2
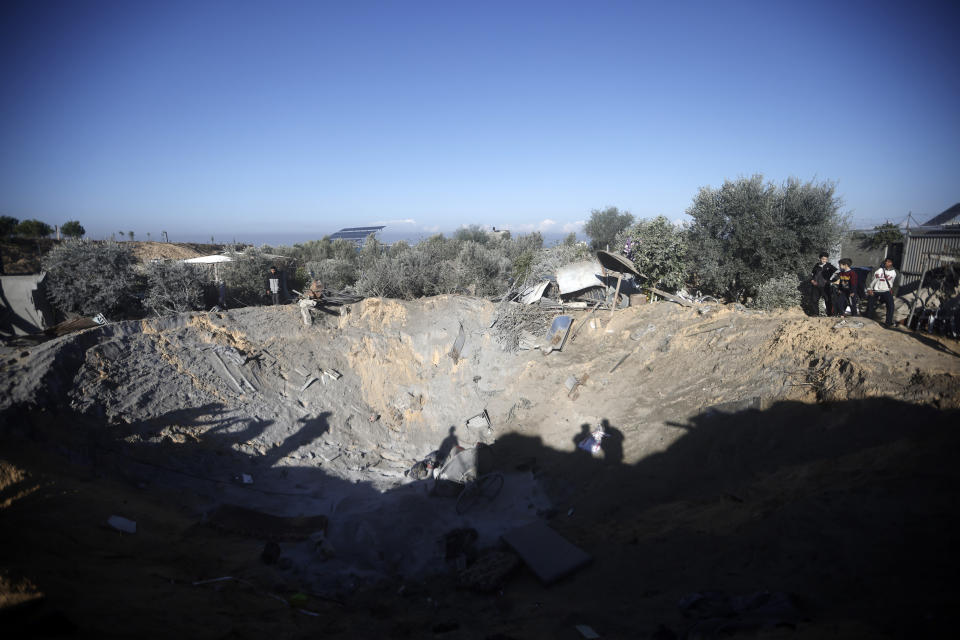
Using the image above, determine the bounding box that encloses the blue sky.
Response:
[1,0,958,241]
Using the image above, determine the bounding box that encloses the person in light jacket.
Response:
[866,258,897,326]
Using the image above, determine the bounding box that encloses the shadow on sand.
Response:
[2,395,959,637]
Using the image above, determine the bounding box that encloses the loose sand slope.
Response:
[1,297,958,638]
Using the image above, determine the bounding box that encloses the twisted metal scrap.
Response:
[490,301,559,352]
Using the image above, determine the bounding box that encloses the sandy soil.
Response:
[127,241,218,262]
[1,297,959,638]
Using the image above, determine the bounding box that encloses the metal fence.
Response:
[898,230,960,291]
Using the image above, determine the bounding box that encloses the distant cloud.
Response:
[374,218,417,225]
[562,220,585,233]
[501,219,559,234]
[422,225,440,233]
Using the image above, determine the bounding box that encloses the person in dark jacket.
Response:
[266,266,281,305]
[831,258,859,316]
[810,252,836,316]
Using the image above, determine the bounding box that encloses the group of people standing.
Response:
[810,252,898,327]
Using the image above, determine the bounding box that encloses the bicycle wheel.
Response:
[456,482,480,515]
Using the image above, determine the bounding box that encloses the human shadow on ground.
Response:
[259,412,331,468]
[2,396,959,639]
[436,426,460,464]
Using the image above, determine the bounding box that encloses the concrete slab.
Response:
[501,520,591,584]
[0,274,54,336]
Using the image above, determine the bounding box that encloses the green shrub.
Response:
[142,261,204,315]
[752,273,803,310]
[270,230,578,301]
[42,240,138,316]
[305,258,359,291]
[418,234,459,264]
[443,241,512,296]
[356,244,443,299]
[221,249,277,305]
[616,216,688,290]
[512,250,535,284]
[272,237,333,262]
[331,238,359,262]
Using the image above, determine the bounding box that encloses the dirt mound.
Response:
[127,241,211,262]
[2,297,959,637]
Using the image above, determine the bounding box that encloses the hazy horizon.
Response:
[87,227,578,248]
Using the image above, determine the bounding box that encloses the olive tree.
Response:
[686,175,845,300]
[61,220,86,238]
[615,216,689,290]
[15,219,53,238]
[0,215,18,237]
[584,206,634,250]
[867,222,903,249]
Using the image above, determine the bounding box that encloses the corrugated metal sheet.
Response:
[899,231,960,289]
[556,260,604,295]
[519,280,551,304]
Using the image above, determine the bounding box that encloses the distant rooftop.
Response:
[329,226,386,247]
[921,203,960,227]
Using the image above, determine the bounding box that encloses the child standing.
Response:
[866,258,898,326]
[831,258,859,316]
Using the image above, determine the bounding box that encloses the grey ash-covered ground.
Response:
[2,296,959,638]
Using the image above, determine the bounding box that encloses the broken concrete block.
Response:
[107,515,137,534]
[518,330,540,350]
[501,521,591,584]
